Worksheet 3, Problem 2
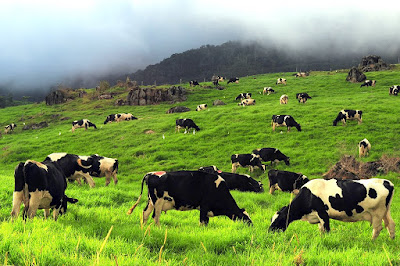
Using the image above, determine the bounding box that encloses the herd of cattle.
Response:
[5,73,398,240]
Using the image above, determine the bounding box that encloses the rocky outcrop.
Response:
[213,99,226,106]
[358,55,390,72]
[22,121,48,130]
[45,90,67,105]
[346,67,366,83]
[166,106,191,114]
[127,86,186,106]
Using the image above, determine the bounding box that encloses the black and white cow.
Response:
[294,72,308,78]
[359,138,371,158]
[268,169,309,194]
[199,166,263,192]
[262,87,275,95]
[72,119,97,132]
[238,98,256,106]
[360,80,376,87]
[196,104,208,111]
[269,178,395,240]
[4,123,17,134]
[84,154,119,186]
[252,148,290,166]
[189,80,200,86]
[227,77,239,84]
[11,160,79,220]
[103,113,137,124]
[175,118,200,133]
[127,170,252,226]
[279,94,288,104]
[271,115,301,132]
[276,78,287,85]
[389,85,400,96]
[231,154,266,173]
[296,93,312,103]
[332,110,362,126]
[235,93,252,101]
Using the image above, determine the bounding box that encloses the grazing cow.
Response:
[11,160,79,220]
[295,72,308,78]
[268,169,309,194]
[199,166,263,192]
[104,113,137,124]
[272,115,301,132]
[359,138,371,158]
[72,119,97,132]
[126,171,252,226]
[231,154,266,173]
[262,87,275,95]
[196,104,208,111]
[389,85,400,96]
[276,78,287,85]
[279,94,288,104]
[84,154,119,186]
[189,80,200,86]
[235,93,252,101]
[269,178,395,240]
[44,153,97,188]
[238,98,256,106]
[360,80,376,87]
[332,110,362,126]
[227,77,239,84]
[4,123,17,134]
[296,93,312,103]
[175,118,200,133]
[252,148,290,166]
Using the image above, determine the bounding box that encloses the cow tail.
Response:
[127,174,146,215]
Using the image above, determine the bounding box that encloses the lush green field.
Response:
[1,68,400,265]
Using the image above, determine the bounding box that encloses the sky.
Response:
[1,0,400,91]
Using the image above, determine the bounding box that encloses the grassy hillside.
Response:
[0,68,400,265]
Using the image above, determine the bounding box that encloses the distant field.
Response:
[0,68,399,265]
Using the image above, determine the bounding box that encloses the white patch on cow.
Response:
[301,211,321,224]
[271,212,279,224]
[214,175,225,188]
[207,211,214,217]
[47,153,68,161]
[302,175,308,180]
[25,160,48,171]
[161,192,175,213]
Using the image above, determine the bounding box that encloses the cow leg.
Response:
[231,163,237,173]
[44,209,51,219]
[316,211,330,233]
[269,185,275,194]
[153,198,164,226]
[105,171,112,186]
[199,208,210,226]
[53,207,61,221]
[249,166,254,172]
[79,173,95,188]
[11,191,24,218]
[371,217,384,240]
[142,200,154,224]
[27,190,42,219]
[383,210,395,239]
[272,123,276,131]
[112,172,118,185]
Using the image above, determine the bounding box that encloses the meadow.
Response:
[0,68,400,265]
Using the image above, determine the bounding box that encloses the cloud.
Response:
[1,0,399,92]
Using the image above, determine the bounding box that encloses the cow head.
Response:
[284,157,290,166]
[232,208,253,225]
[295,124,302,132]
[269,205,290,232]
[60,195,79,215]
[244,174,264,192]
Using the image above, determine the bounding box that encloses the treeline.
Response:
[118,41,399,85]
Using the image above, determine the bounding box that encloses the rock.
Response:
[45,90,67,105]
[346,67,366,83]
[213,99,226,106]
[127,86,186,106]
[166,106,191,114]
[23,121,48,130]
[358,55,390,72]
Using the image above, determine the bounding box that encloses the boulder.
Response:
[166,106,191,114]
[127,86,186,106]
[345,67,366,83]
[22,121,48,130]
[358,55,390,72]
[213,99,226,106]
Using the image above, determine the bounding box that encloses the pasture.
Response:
[0,68,400,265]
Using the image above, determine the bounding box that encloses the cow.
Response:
[126,171,252,226]
[72,119,97,132]
[360,80,376,87]
[252,148,290,166]
[276,78,287,85]
[268,169,309,194]
[272,115,301,132]
[389,85,400,96]
[359,138,371,158]
[196,104,208,111]
[84,154,119,186]
[198,166,263,193]
[296,93,312,103]
[269,178,395,240]
[279,94,288,104]
[175,118,200,133]
[235,93,252,101]
[11,160,79,220]
[227,77,239,84]
[44,153,97,188]
[104,113,137,124]
[295,72,308,78]
[189,80,200,87]
[4,123,16,134]
[238,98,256,106]
[332,110,362,126]
[262,87,275,95]
[231,154,266,173]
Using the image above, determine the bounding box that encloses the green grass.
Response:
[1,69,400,265]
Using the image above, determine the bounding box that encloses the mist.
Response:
[1,0,399,94]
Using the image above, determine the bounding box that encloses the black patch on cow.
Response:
[328,180,367,216]
[368,188,377,198]
[383,180,394,207]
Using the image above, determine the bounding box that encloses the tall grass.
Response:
[0,69,399,265]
